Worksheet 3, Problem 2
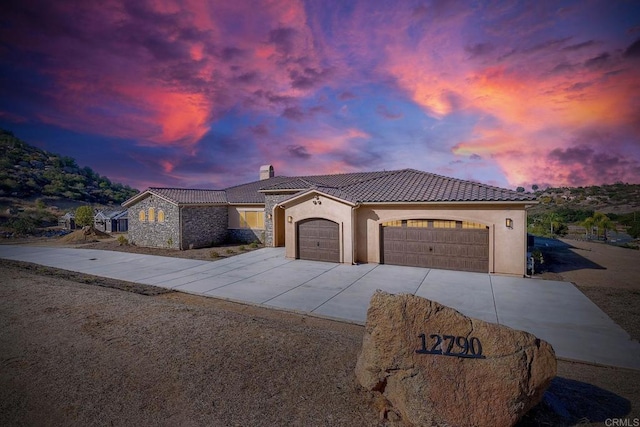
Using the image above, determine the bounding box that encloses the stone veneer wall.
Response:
[181,206,228,249]
[228,228,263,244]
[264,194,291,247]
[127,194,180,249]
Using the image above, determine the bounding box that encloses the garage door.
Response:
[382,220,489,273]
[298,218,340,262]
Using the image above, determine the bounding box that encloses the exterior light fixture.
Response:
[287,216,293,223]
[312,195,322,205]
[506,218,513,228]
[267,213,272,220]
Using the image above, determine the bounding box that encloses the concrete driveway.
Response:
[1,245,638,370]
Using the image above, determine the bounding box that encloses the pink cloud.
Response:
[363,2,640,187]
[2,0,327,149]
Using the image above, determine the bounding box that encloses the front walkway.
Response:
[1,245,638,370]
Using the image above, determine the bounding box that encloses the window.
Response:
[158,210,165,223]
[432,220,457,229]
[239,211,265,229]
[407,219,429,228]
[139,210,146,222]
[462,221,486,229]
[148,207,155,222]
[382,220,403,227]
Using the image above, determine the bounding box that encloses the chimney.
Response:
[260,164,274,180]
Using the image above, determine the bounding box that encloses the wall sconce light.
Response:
[287,216,293,223]
[505,218,513,228]
[312,195,322,205]
[267,213,272,220]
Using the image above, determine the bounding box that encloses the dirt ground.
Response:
[1,235,639,426]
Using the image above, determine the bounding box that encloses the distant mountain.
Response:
[0,129,138,204]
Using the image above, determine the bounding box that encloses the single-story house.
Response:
[122,166,536,276]
[58,212,76,230]
[94,209,128,233]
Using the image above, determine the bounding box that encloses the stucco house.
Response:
[122,166,535,276]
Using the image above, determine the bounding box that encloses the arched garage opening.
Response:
[380,219,489,273]
[297,218,340,262]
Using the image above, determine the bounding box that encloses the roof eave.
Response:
[277,188,357,207]
[177,202,228,207]
[259,188,307,194]
[121,190,151,208]
[358,199,536,206]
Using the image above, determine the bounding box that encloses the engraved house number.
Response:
[416,333,485,359]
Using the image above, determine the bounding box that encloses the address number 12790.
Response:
[416,333,485,359]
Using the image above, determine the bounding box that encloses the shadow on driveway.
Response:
[532,237,605,274]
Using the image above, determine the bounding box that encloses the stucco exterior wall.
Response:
[283,194,355,264]
[280,194,529,276]
[181,206,228,249]
[355,204,528,276]
[127,195,180,249]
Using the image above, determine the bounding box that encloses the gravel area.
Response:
[0,263,382,426]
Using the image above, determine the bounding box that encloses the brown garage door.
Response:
[382,220,489,273]
[298,218,340,262]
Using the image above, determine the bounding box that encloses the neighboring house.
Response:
[94,209,128,233]
[58,212,76,230]
[123,166,536,276]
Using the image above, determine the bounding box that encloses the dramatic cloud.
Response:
[623,38,640,58]
[0,0,638,189]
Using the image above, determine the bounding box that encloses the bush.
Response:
[249,241,259,249]
[225,249,235,255]
[210,250,220,258]
[117,235,128,246]
[7,215,38,235]
[239,245,247,251]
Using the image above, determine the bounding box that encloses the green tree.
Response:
[593,212,615,241]
[547,212,562,236]
[581,212,615,241]
[581,216,595,239]
[75,205,94,227]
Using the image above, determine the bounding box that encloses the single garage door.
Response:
[298,218,340,262]
[382,220,489,273]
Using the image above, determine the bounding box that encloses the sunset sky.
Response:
[1,0,639,191]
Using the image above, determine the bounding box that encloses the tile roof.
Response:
[147,188,228,204]
[225,176,291,203]
[124,169,534,207]
[266,169,535,204]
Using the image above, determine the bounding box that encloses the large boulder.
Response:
[355,291,556,427]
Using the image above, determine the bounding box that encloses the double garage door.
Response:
[297,218,340,262]
[382,223,489,273]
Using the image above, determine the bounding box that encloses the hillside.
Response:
[0,129,138,204]
[526,184,640,242]
[529,184,640,215]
